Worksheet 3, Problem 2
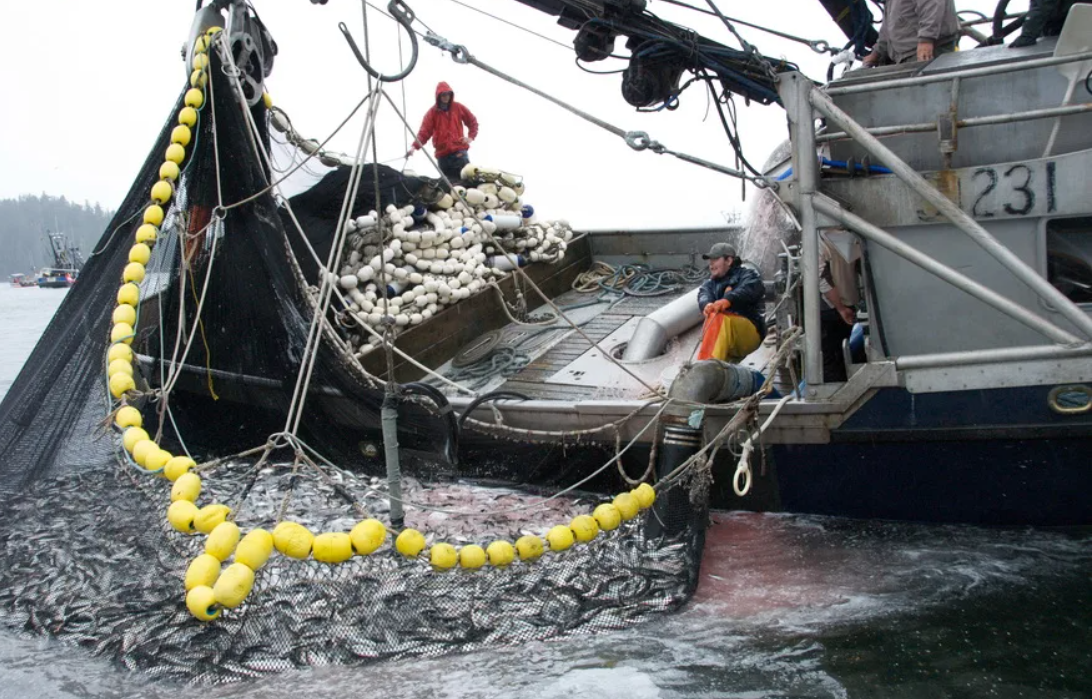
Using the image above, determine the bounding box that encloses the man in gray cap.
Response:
[696,243,767,363]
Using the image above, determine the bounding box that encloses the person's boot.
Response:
[1009,35,1038,48]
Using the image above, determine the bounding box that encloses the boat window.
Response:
[1046,217,1092,305]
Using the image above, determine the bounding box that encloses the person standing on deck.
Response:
[818,231,862,383]
[696,243,767,364]
[862,0,961,65]
[406,81,479,184]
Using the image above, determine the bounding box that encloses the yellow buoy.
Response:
[273,521,314,559]
[122,262,145,284]
[131,439,158,467]
[190,69,208,89]
[206,521,241,561]
[350,519,387,555]
[459,544,486,569]
[262,92,273,109]
[163,456,196,481]
[193,35,209,53]
[546,525,574,552]
[395,529,426,558]
[168,499,199,533]
[135,224,158,245]
[112,304,137,326]
[115,405,142,429]
[613,492,640,521]
[146,448,172,471]
[159,160,180,182]
[194,504,231,534]
[632,483,656,509]
[171,472,202,502]
[108,372,135,399]
[429,542,458,569]
[235,528,274,570]
[213,562,255,609]
[165,143,186,165]
[593,503,622,531]
[515,535,544,561]
[122,426,149,452]
[192,52,209,71]
[486,540,515,567]
[570,515,599,543]
[143,204,164,226]
[178,106,198,128]
[111,322,134,344]
[185,585,220,621]
[171,125,192,147]
[185,553,221,591]
[107,358,132,377]
[206,26,223,37]
[108,342,133,363]
[150,181,173,205]
[184,88,205,109]
[312,532,353,563]
[116,283,140,307]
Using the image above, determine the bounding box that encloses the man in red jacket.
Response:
[406,81,479,183]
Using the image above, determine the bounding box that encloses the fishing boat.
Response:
[36,233,84,288]
[0,0,1089,682]
[8,273,36,288]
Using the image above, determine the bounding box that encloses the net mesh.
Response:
[0,42,708,684]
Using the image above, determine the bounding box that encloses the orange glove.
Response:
[703,299,731,316]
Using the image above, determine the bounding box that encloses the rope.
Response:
[439,0,573,52]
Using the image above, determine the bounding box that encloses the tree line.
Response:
[0,194,116,277]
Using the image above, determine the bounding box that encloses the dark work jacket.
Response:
[697,262,767,337]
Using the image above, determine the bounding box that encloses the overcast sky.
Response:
[1,0,1007,231]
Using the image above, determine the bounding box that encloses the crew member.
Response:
[696,243,767,364]
[862,0,961,65]
[818,230,862,383]
[406,81,479,184]
[1010,0,1089,48]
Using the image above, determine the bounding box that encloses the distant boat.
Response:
[36,268,77,289]
[8,273,36,288]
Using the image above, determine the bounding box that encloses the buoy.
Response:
[570,515,599,543]
[114,405,142,429]
[184,88,205,109]
[190,69,208,89]
[143,205,164,226]
[178,106,198,128]
[312,532,353,563]
[108,342,133,363]
[486,540,515,567]
[213,562,255,609]
[122,426,149,452]
[273,521,314,559]
[171,472,202,502]
[135,225,157,245]
[159,161,180,182]
[112,306,137,329]
[146,448,172,471]
[350,519,387,555]
[150,180,172,205]
[459,544,486,569]
[546,525,574,552]
[429,542,458,569]
[515,535,544,561]
[185,553,222,591]
[192,52,209,71]
[165,143,186,165]
[111,322,134,345]
[395,529,426,558]
[194,504,230,534]
[107,358,132,377]
[108,372,135,398]
[185,585,220,621]
[235,529,274,570]
[262,92,273,109]
[593,503,622,531]
[632,483,656,509]
[163,456,196,481]
[206,521,241,561]
[168,499,199,533]
[613,492,640,521]
[131,439,158,466]
[171,124,192,147]
[123,262,145,284]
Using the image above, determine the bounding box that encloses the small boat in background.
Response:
[8,273,36,288]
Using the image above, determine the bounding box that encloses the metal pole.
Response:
[812,196,1082,346]
[809,88,1092,342]
[782,73,824,388]
[896,342,1092,370]
[381,393,404,529]
[825,50,1092,96]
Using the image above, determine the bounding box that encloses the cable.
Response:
[441,0,574,52]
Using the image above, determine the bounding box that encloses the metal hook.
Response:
[339,0,419,82]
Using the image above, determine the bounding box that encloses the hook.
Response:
[339,0,419,82]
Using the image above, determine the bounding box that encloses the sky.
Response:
[0,0,1010,231]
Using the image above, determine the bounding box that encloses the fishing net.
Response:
[0,30,708,684]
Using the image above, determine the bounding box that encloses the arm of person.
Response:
[824,286,856,325]
[697,278,716,312]
[461,105,479,143]
[722,267,765,307]
[914,0,948,60]
[413,111,435,152]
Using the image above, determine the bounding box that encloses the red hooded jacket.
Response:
[411,81,479,158]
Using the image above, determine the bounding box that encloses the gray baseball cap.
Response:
[702,243,737,260]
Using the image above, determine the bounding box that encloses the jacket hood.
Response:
[435,81,454,104]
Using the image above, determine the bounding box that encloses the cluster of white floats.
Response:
[334,167,574,355]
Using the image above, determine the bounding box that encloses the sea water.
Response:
[0,284,1088,698]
